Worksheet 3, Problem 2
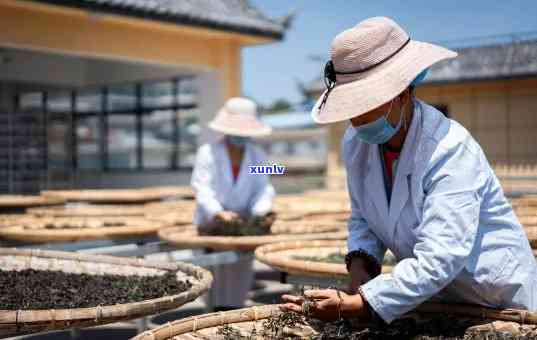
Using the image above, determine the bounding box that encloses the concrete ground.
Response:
[8,261,295,340]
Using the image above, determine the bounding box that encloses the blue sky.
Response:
[243,1,537,106]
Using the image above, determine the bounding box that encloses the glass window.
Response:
[108,114,136,169]
[18,92,43,111]
[76,89,101,113]
[178,78,198,108]
[46,91,72,113]
[76,116,100,170]
[178,108,199,167]
[108,84,136,112]
[142,110,175,169]
[142,81,174,109]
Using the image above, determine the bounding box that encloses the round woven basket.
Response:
[514,206,537,217]
[0,218,170,243]
[255,240,392,280]
[143,201,196,226]
[132,304,537,340]
[512,196,537,207]
[273,200,350,213]
[150,186,195,200]
[0,248,212,338]
[40,189,166,204]
[158,222,348,252]
[526,228,537,248]
[502,181,537,195]
[0,195,65,210]
[27,205,148,218]
[279,211,350,222]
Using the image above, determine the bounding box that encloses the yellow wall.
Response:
[0,0,270,100]
[416,78,537,167]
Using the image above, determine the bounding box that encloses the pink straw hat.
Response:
[311,17,457,124]
[209,97,272,137]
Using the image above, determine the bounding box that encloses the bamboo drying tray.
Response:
[527,228,537,248]
[273,199,350,213]
[158,221,348,252]
[502,180,537,195]
[514,206,537,217]
[255,240,392,280]
[0,218,170,243]
[278,210,350,222]
[511,196,537,207]
[144,201,197,226]
[0,248,212,337]
[0,195,65,209]
[144,200,197,212]
[132,304,537,340]
[150,186,195,200]
[27,205,148,218]
[40,189,166,204]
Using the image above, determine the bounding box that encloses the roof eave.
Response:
[421,73,537,86]
[28,0,285,41]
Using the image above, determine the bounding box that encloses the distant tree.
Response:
[265,98,292,114]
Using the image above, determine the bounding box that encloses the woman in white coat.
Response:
[282,17,537,323]
[191,97,275,311]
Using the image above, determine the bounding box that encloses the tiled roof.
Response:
[424,39,537,84]
[30,0,287,39]
[302,39,537,94]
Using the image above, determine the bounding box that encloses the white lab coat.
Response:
[344,99,537,323]
[191,139,275,308]
[191,139,275,226]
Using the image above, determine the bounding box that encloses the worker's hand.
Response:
[215,211,239,223]
[348,258,372,294]
[256,212,276,228]
[281,289,368,321]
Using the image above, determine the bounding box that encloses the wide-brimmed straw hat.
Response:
[311,17,457,124]
[208,97,272,137]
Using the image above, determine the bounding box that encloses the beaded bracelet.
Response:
[344,249,382,278]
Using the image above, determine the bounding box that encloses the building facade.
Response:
[0,0,286,193]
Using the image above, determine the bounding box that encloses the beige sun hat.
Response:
[312,17,458,124]
[208,97,272,137]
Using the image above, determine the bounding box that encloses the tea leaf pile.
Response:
[201,215,272,237]
[0,269,192,309]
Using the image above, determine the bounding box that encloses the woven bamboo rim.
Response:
[514,206,537,217]
[144,201,197,211]
[519,216,537,227]
[512,197,537,207]
[159,225,348,252]
[255,240,392,279]
[132,303,537,340]
[0,218,170,243]
[144,201,197,226]
[0,248,212,338]
[273,200,350,212]
[150,186,195,200]
[526,228,537,248]
[502,181,537,194]
[0,195,65,208]
[278,210,350,222]
[40,189,166,204]
[27,205,148,218]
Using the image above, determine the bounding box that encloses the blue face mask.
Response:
[227,136,248,147]
[354,101,405,145]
